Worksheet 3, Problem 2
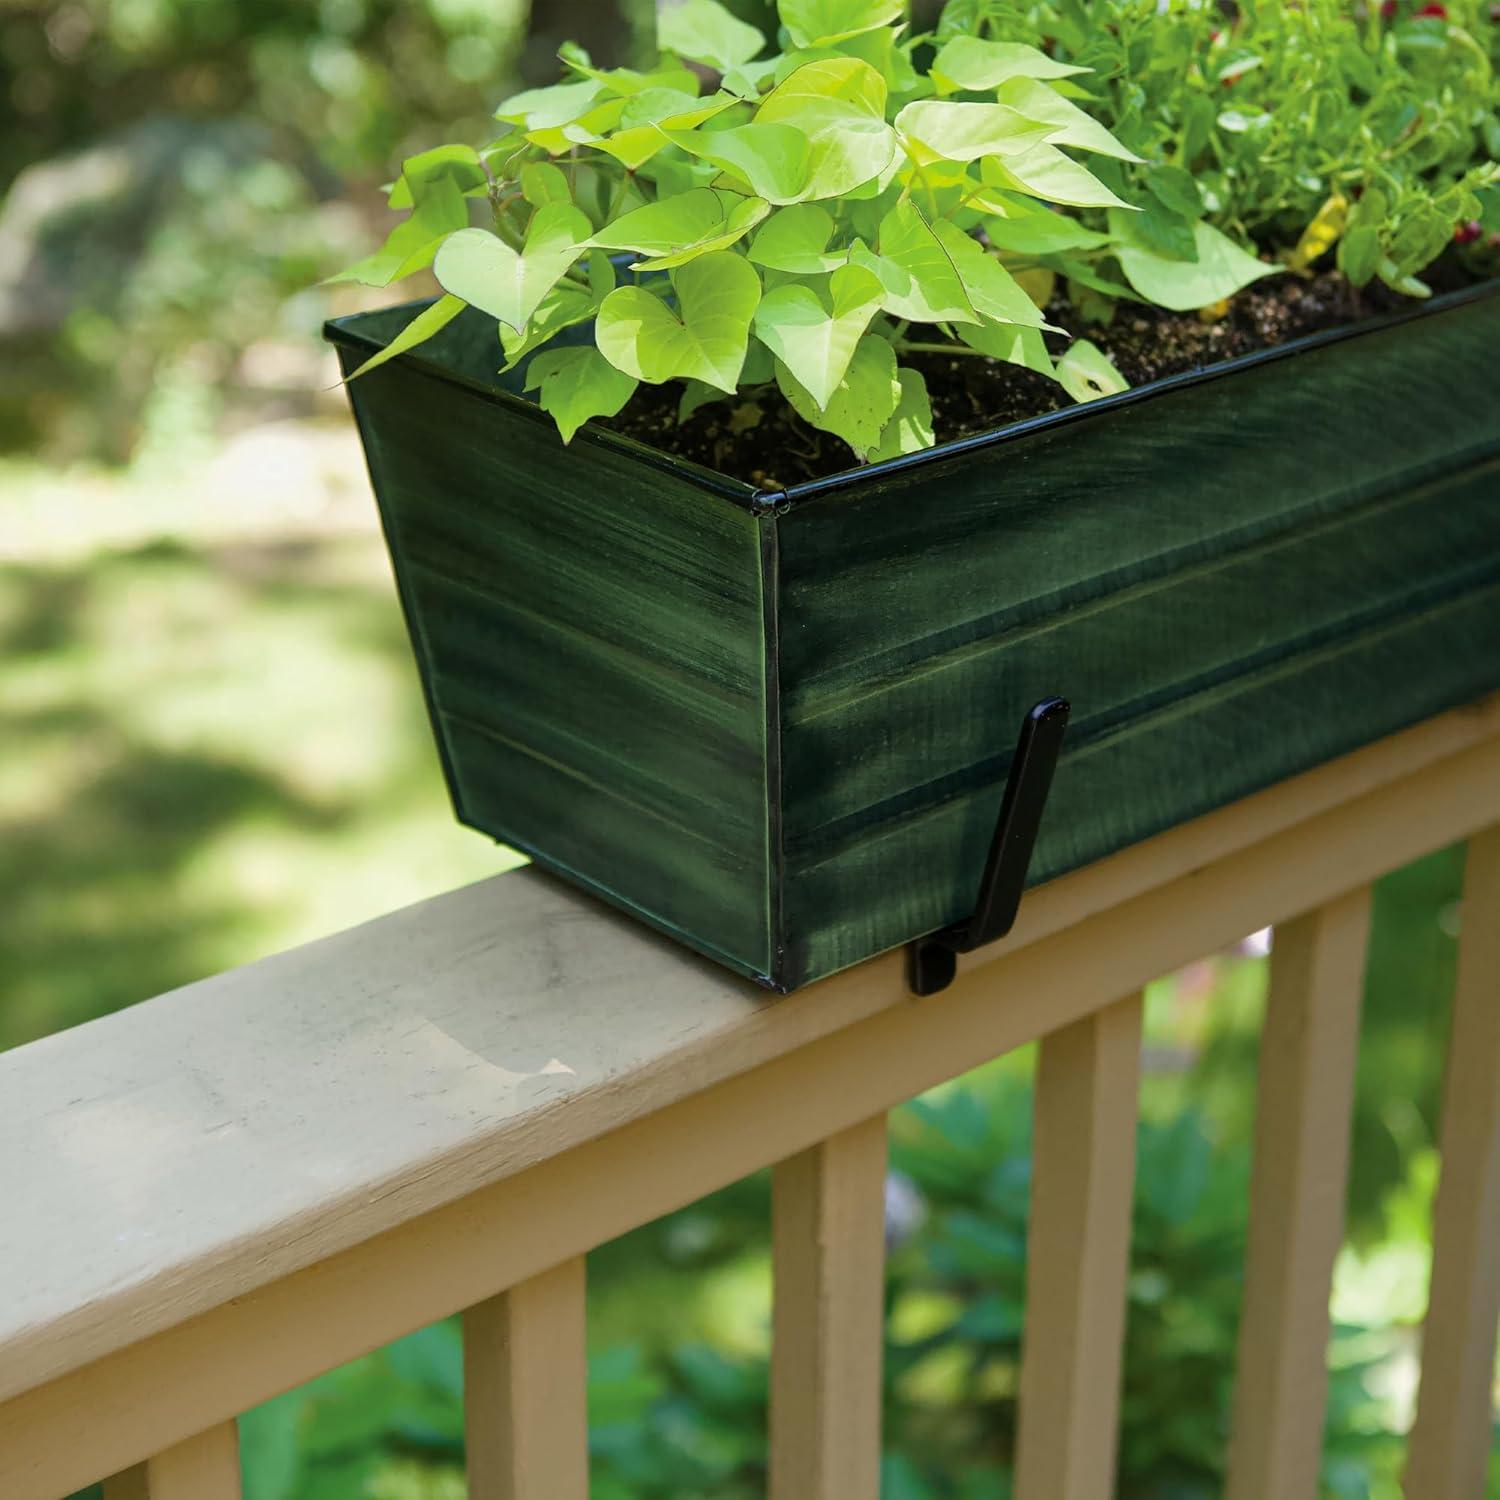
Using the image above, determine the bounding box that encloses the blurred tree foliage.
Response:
[0,0,665,460]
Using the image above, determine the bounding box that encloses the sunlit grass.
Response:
[1,436,517,1051]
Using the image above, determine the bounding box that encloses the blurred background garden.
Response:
[0,1,1492,1495]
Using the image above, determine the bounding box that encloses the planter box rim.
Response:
[325,276,1499,517]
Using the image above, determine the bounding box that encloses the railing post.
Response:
[103,1422,241,1500]
[1225,887,1372,1500]
[1405,827,1500,1500]
[464,1258,589,1500]
[1014,991,1144,1500]
[769,1115,888,1500]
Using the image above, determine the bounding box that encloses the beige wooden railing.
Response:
[3,695,1499,1500]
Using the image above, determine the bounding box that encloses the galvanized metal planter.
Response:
[327,281,1500,990]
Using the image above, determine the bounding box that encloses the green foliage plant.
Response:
[938,0,1500,307]
[339,0,1156,461]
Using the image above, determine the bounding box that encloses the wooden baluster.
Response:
[464,1257,589,1500]
[103,1423,241,1499]
[1015,991,1144,1500]
[1405,827,1500,1500]
[769,1115,888,1500]
[1225,887,1372,1500]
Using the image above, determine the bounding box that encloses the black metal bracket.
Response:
[907,696,1071,996]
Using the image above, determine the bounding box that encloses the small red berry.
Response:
[1454,219,1483,244]
[1380,0,1397,18]
[1415,2,1447,15]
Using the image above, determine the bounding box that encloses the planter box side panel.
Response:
[338,344,777,980]
[776,292,1500,983]
[786,573,1500,981]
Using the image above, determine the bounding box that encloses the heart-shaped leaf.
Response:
[858,200,978,324]
[1110,216,1274,310]
[346,294,466,380]
[929,37,1090,93]
[776,332,902,459]
[755,58,896,200]
[979,197,1109,255]
[779,0,904,49]
[748,204,847,273]
[433,204,592,331]
[329,176,469,287]
[524,345,639,442]
[595,88,742,171]
[931,220,1056,330]
[596,251,762,391]
[494,79,603,131]
[995,78,1143,162]
[866,367,935,461]
[658,0,767,72]
[982,143,1134,210]
[386,145,488,210]
[1055,339,1129,402]
[500,251,615,370]
[559,48,699,98]
[753,263,883,408]
[669,123,813,204]
[593,189,769,269]
[959,319,1055,377]
[895,100,1057,165]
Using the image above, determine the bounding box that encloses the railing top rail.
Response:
[4,692,1499,1409]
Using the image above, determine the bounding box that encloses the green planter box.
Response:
[327,282,1500,990]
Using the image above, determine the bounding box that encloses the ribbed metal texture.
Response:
[329,282,1500,989]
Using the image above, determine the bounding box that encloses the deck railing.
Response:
[3,695,1499,1500]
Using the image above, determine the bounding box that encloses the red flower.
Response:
[1454,219,1483,244]
[1415,2,1448,15]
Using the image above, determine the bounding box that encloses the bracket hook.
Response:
[907,695,1071,996]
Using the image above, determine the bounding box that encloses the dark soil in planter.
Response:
[601,264,1474,488]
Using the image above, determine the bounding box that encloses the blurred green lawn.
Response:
[0,427,517,1051]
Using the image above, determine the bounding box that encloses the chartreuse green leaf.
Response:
[346,295,466,380]
[592,189,769,269]
[596,251,762,391]
[753,263,884,408]
[524,346,638,442]
[894,100,1056,166]
[857,200,978,324]
[980,197,1109,255]
[931,220,1054,330]
[1110,215,1273,310]
[500,251,615,370]
[596,89,742,171]
[995,78,1142,162]
[776,332,901,457]
[983,144,1133,210]
[780,0,904,49]
[330,176,469,287]
[749,204,847,273]
[669,123,812,203]
[866,368,934,461]
[755,59,895,200]
[495,80,603,132]
[433,203,592,331]
[493,80,625,154]
[1055,339,1129,402]
[521,162,572,207]
[387,145,488,209]
[929,37,1089,93]
[960,319,1054,377]
[558,45,699,97]
[658,0,767,71]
